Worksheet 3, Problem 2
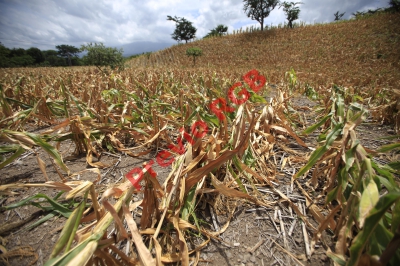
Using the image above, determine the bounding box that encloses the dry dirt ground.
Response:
[0,95,398,266]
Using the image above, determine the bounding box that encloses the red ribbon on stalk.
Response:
[243,69,266,92]
[209,98,235,121]
[228,81,250,105]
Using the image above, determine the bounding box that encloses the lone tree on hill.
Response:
[167,16,197,43]
[243,0,280,31]
[334,11,345,21]
[280,2,303,28]
[186,47,202,66]
[204,24,228,38]
[56,44,80,66]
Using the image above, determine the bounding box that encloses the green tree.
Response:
[47,55,67,66]
[9,48,26,57]
[55,44,80,66]
[0,43,11,68]
[43,50,56,65]
[4,47,35,67]
[43,50,58,58]
[389,0,400,12]
[243,0,280,31]
[334,11,346,21]
[9,55,35,67]
[70,57,83,66]
[280,2,302,28]
[186,47,202,66]
[204,24,228,38]
[26,47,45,65]
[43,50,66,66]
[167,16,197,43]
[80,42,124,71]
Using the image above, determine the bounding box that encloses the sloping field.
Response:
[0,12,399,266]
[132,13,400,89]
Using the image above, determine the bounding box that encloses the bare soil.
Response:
[0,95,398,266]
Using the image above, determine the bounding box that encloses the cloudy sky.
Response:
[0,0,390,55]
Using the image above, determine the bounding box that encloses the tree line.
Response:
[0,44,81,68]
[0,42,124,69]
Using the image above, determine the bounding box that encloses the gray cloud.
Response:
[0,0,390,53]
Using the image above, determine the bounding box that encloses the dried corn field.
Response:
[1,12,400,266]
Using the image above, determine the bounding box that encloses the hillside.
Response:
[129,12,400,89]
